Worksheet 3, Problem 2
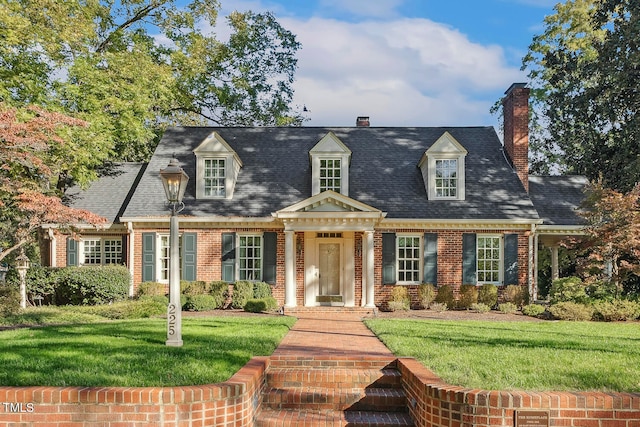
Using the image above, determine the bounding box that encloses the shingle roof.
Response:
[122,126,540,221]
[66,162,146,224]
[529,175,588,226]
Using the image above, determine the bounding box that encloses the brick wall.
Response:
[502,83,530,193]
[0,357,268,427]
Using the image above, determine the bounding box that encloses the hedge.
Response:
[55,265,130,305]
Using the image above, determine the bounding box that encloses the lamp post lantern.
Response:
[15,250,30,309]
[160,158,189,347]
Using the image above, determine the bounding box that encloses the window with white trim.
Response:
[204,158,226,197]
[238,235,262,281]
[435,159,458,198]
[397,235,421,283]
[81,238,122,265]
[158,234,182,283]
[319,159,341,192]
[477,235,502,284]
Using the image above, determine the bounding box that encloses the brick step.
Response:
[266,368,402,390]
[263,386,408,412]
[268,357,396,370]
[255,408,415,427]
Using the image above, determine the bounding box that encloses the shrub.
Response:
[55,265,129,305]
[231,281,254,309]
[435,285,455,308]
[136,282,166,298]
[244,297,278,313]
[522,304,546,317]
[549,276,588,304]
[498,302,518,314]
[80,298,167,319]
[429,302,448,312]
[418,284,436,309]
[209,281,229,309]
[549,302,594,321]
[180,280,210,296]
[477,284,498,308]
[593,300,640,321]
[0,285,21,316]
[586,281,619,301]
[184,294,219,312]
[253,282,273,299]
[459,285,478,309]
[387,286,410,311]
[470,303,491,313]
[503,285,529,307]
[25,266,60,305]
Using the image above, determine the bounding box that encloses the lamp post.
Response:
[15,250,30,309]
[159,158,189,347]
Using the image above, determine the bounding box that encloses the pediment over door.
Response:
[273,190,386,231]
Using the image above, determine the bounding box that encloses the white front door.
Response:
[318,242,341,297]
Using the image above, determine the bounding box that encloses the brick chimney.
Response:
[356,116,370,127]
[502,83,530,192]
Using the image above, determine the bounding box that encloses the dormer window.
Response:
[194,132,242,200]
[418,132,467,201]
[310,132,351,196]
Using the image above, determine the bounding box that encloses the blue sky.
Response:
[213,0,558,128]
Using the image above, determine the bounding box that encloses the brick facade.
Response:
[502,83,530,193]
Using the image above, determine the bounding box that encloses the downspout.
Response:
[127,222,135,297]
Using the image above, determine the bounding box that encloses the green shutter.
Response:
[66,238,78,266]
[462,233,477,285]
[263,232,277,285]
[504,234,519,285]
[142,232,156,282]
[382,233,396,284]
[221,232,236,283]
[423,233,438,284]
[182,232,197,281]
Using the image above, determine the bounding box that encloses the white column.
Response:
[551,246,559,282]
[166,213,183,347]
[365,231,375,308]
[127,222,135,297]
[48,228,57,268]
[284,230,296,308]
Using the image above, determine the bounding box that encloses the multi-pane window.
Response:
[158,235,182,283]
[204,158,226,197]
[319,159,341,192]
[477,236,501,283]
[397,236,421,282]
[239,235,262,281]
[435,159,457,198]
[83,238,122,265]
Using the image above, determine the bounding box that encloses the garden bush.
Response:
[136,282,166,298]
[25,266,60,305]
[478,284,498,308]
[549,301,594,321]
[253,282,272,299]
[593,300,640,321]
[418,283,436,309]
[434,285,455,308]
[231,281,254,309]
[549,276,588,304]
[498,302,518,314]
[209,281,229,309]
[184,294,219,312]
[522,304,546,317]
[55,265,130,305]
[244,297,278,313]
[387,286,410,311]
[180,280,210,296]
[470,302,491,313]
[429,302,448,312]
[503,285,529,307]
[458,284,478,309]
[0,284,20,316]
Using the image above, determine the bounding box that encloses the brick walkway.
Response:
[271,311,393,358]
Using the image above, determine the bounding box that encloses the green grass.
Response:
[0,315,295,387]
[365,318,640,392]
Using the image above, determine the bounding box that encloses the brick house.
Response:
[40,83,587,308]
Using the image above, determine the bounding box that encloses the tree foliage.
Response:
[574,179,640,296]
[0,0,303,182]
[0,104,107,262]
[522,0,640,191]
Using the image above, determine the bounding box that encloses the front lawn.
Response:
[365,318,640,392]
[0,315,295,387]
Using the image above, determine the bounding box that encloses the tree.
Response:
[521,0,640,191]
[575,179,640,296]
[0,104,107,262]
[0,1,303,185]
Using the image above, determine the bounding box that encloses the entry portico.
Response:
[273,191,386,308]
